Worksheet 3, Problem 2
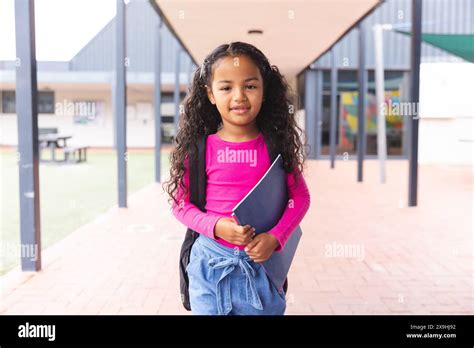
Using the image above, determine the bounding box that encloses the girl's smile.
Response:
[230,106,251,115]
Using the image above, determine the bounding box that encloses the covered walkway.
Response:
[1,160,471,315]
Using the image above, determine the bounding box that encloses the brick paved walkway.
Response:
[1,160,472,315]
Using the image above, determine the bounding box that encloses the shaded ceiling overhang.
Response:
[151,0,382,86]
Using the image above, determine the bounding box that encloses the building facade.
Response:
[1,0,472,163]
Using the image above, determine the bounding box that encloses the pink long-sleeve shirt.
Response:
[171,131,311,252]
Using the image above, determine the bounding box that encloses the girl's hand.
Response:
[214,217,256,246]
[244,233,280,263]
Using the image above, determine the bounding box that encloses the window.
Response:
[0,90,55,114]
[319,69,406,157]
[2,91,16,113]
[38,91,55,114]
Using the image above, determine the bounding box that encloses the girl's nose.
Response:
[233,88,248,101]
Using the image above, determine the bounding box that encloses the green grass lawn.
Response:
[0,149,170,276]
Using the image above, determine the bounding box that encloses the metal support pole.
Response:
[329,47,338,168]
[409,0,422,206]
[15,0,42,271]
[400,72,410,157]
[357,22,367,182]
[315,69,323,158]
[304,69,317,159]
[187,57,194,87]
[114,0,127,207]
[173,47,181,141]
[154,20,162,183]
[374,24,388,183]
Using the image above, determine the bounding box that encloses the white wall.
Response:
[0,89,176,148]
[419,62,474,164]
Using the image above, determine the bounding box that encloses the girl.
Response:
[164,42,311,315]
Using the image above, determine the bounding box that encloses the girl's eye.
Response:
[220,85,257,91]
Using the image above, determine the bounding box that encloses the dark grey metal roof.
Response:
[69,0,194,73]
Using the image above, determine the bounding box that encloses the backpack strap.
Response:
[180,134,207,311]
[189,135,207,211]
[263,134,278,163]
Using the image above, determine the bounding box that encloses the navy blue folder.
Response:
[231,154,302,291]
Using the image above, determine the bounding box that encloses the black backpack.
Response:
[179,133,288,311]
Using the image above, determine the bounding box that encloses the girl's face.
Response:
[206,54,264,130]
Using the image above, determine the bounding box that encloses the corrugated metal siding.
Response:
[70,0,194,73]
[313,0,473,69]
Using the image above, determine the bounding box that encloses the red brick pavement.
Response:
[1,160,472,315]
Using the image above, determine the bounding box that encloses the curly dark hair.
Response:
[163,41,307,206]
